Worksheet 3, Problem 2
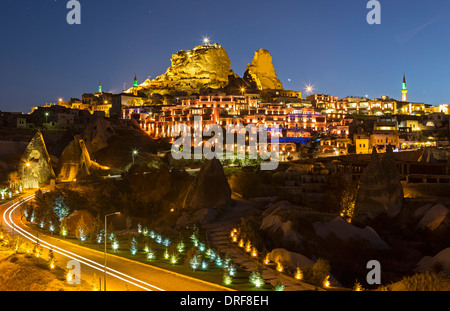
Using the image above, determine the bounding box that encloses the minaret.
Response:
[401,74,407,102]
[134,74,138,88]
[98,81,102,93]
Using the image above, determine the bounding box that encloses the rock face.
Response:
[57,136,94,182]
[81,117,115,154]
[128,44,286,95]
[416,248,450,275]
[176,208,219,229]
[313,217,390,249]
[267,248,314,271]
[260,201,303,245]
[145,44,233,93]
[355,146,404,220]
[244,48,283,90]
[267,248,340,287]
[18,131,55,188]
[183,158,232,210]
[416,203,449,231]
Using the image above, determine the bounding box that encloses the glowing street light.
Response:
[132,149,139,164]
[104,211,120,291]
[203,36,210,45]
[305,84,314,95]
[45,112,49,123]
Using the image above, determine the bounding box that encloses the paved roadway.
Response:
[1,192,232,292]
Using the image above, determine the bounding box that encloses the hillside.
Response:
[0,247,92,291]
[90,120,167,170]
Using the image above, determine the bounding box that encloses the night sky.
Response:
[1,0,449,113]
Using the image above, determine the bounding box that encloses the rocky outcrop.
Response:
[416,248,450,275]
[183,158,232,210]
[176,208,220,228]
[18,131,55,188]
[81,117,115,154]
[313,217,390,249]
[57,136,94,182]
[267,248,314,271]
[355,146,403,221]
[177,158,232,228]
[416,203,449,231]
[260,201,303,245]
[130,45,286,95]
[267,248,340,287]
[244,48,283,90]
[138,44,233,94]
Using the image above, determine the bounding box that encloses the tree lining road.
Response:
[1,192,232,292]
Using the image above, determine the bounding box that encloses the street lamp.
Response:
[45,112,49,123]
[132,149,138,164]
[104,211,120,291]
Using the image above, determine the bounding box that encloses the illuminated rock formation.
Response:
[127,44,285,95]
[57,136,94,182]
[244,48,283,90]
[18,131,55,189]
[135,43,233,94]
[355,146,403,221]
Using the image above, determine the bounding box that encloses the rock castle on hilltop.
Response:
[127,42,285,96]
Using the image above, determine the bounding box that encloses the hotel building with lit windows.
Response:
[143,94,328,139]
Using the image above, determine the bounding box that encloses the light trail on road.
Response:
[2,193,165,291]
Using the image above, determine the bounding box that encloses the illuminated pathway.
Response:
[1,192,232,291]
[203,200,317,291]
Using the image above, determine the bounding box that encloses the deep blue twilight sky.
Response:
[1,0,449,113]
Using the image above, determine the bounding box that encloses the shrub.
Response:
[304,258,331,287]
[401,272,447,291]
[186,247,202,271]
[249,268,265,288]
[273,280,285,291]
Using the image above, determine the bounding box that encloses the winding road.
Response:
[1,191,232,292]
